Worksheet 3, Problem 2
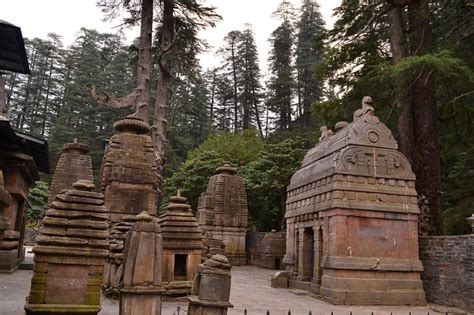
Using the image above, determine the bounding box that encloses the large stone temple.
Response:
[281,97,426,305]
[196,163,248,265]
[100,116,159,298]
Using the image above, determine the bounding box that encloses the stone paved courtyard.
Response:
[0,265,450,315]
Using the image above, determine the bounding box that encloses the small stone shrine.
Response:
[158,191,202,297]
[260,230,286,270]
[25,180,109,315]
[101,116,159,298]
[48,139,93,205]
[196,163,248,265]
[120,212,163,315]
[282,97,425,305]
[0,171,12,248]
[188,254,233,315]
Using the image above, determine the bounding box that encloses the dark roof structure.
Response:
[0,121,50,174]
[0,20,30,74]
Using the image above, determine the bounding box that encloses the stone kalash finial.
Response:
[48,138,93,205]
[353,96,375,121]
[188,254,233,315]
[319,126,334,142]
[0,171,12,249]
[120,211,163,315]
[196,163,248,266]
[25,180,110,315]
[101,115,159,299]
[158,191,203,297]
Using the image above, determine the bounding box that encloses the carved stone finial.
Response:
[113,116,150,135]
[215,162,237,175]
[319,126,334,142]
[335,121,349,133]
[353,96,375,121]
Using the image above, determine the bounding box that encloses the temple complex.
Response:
[158,192,202,297]
[24,180,109,314]
[0,122,49,273]
[100,116,159,298]
[281,97,426,305]
[196,163,248,265]
[48,139,93,205]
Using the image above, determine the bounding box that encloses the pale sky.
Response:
[1,0,341,75]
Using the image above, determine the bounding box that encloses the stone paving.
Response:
[0,265,448,315]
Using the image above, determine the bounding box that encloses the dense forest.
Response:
[4,0,473,235]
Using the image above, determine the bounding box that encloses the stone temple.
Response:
[197,163,248,265]
[48,139,93,205]
[100,116,159,298]
[281,97,426,305]
[158,192,203,297]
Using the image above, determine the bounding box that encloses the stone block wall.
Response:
[246,231,265,265]
[419,235,473,312]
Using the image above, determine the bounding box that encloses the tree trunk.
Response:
[231,41,239,133]
[152,0,176,202]
[135,0,153,122]
[407,0,443,235]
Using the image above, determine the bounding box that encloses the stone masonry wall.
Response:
[246,230,265,265]
[419,235,473,312]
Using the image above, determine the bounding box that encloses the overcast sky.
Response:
[2,0,341,75]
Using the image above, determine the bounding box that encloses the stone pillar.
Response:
[188,254,233,315]
[25,180,109,315]
[297,228,304,279]
[312,226,323,285]
[101,116,159,298]
[0,171,11,248]
[120,212,163,315]
[48,139,93,205]
[0,145,39,272]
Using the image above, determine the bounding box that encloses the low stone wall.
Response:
[246,230,285,269]
[419,234,473,312]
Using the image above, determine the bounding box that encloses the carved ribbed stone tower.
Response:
[196,163,248,265]
[101,116,159,298]
[48,139,93,205]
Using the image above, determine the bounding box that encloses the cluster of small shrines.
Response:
[0,97,439,314]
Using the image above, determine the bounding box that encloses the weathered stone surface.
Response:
[196,163,248,266]
[25,180,110,315]
[120,212,163,315]
[0,145,38,273]
[271,271,290,288]
[282,97,425,305]
[158,192,203,298]
[247,230,285,269]
[202,232,225,262]
[188,254,233,315]
[419,235,473,312]
[0,171,12,249]
[101,116,159,299]
[48,139,93,206]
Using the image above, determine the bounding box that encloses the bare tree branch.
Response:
[90,85,140,109]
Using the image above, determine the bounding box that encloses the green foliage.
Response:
[27,181,50,223]
[242,137,306,231]
[164,130,265,210]
[443,149,474,235]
